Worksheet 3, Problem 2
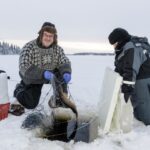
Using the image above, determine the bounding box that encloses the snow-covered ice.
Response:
[0,55,150,150]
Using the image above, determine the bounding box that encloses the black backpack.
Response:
[131,36,150,53]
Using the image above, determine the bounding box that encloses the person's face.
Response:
[113,42,118,49]
[42,31,54,47]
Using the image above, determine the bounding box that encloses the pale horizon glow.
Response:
[0,0,150,54]
[0,39,113,54]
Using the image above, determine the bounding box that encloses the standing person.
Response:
[108,28,150,125]
[10,22,71,116]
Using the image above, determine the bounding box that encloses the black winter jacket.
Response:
[115,41,150,83]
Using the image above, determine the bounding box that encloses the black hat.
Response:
[38,22,56,34]
[108,28,131,45]
[41,22,55,28]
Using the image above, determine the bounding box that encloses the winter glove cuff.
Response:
[121,83,134,94]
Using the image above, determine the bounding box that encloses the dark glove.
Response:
[63,73,71,83]
[121,83,134,103]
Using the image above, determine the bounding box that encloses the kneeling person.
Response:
[108,28,150,125]
[11,22,71,115]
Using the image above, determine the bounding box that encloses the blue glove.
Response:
[44,71,54,81]
[63,73,71,83]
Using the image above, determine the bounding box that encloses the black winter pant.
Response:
[13,76,68,109]
[131,78,150,125]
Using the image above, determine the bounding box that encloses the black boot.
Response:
[13,82,25,98]
[9,104,25,116]
[10,82,25,116]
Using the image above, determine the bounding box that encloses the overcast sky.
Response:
[0,0,150,51]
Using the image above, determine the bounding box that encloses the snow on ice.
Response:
[0,55,150,150]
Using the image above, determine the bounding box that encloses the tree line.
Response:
[0,41,21,55]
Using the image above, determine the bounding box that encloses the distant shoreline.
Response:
[68,52,114,56]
